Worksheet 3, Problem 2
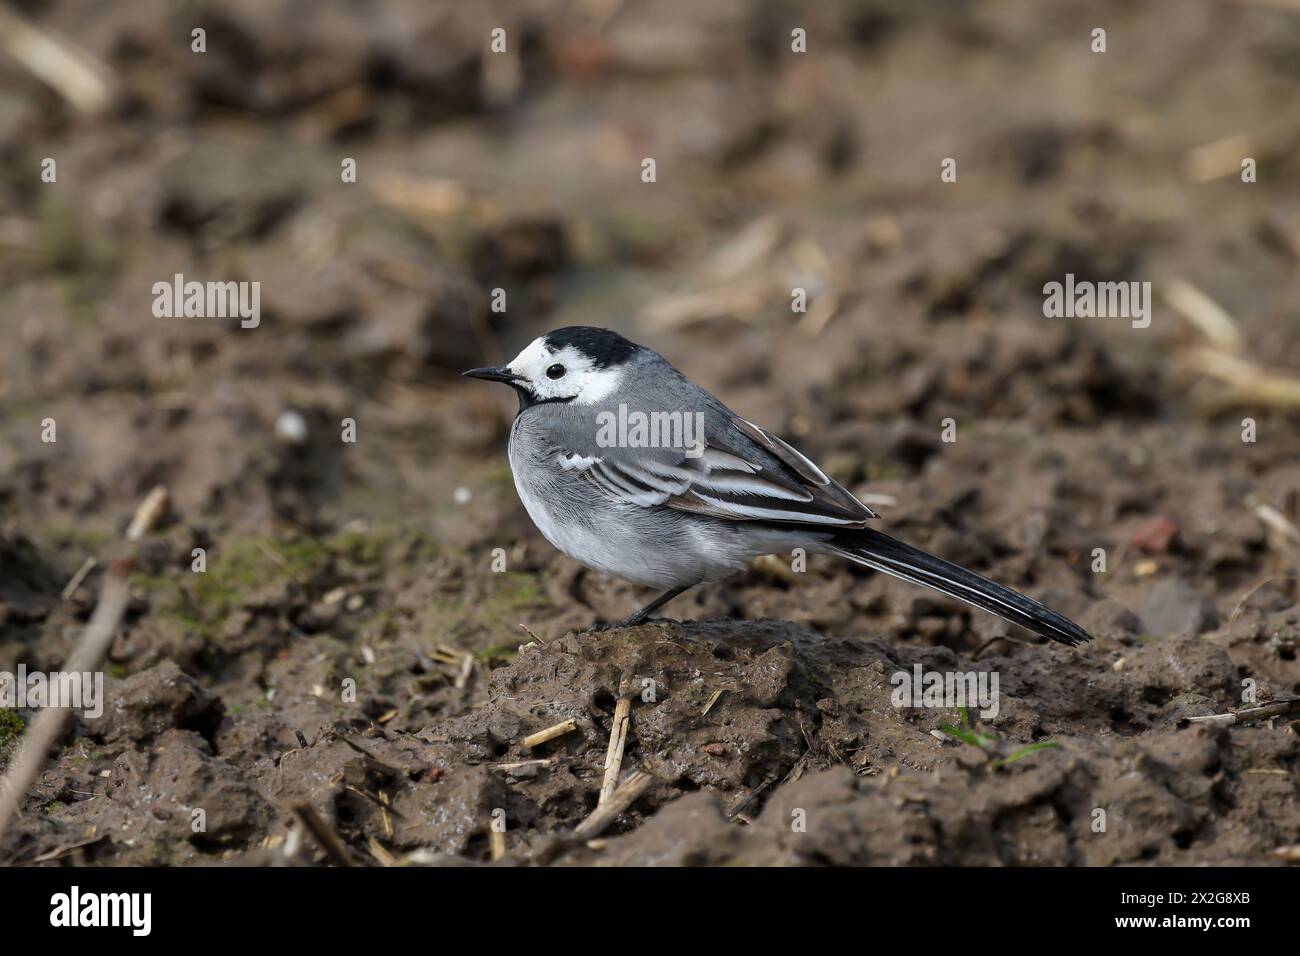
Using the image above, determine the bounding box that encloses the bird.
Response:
[464,326,1092,647]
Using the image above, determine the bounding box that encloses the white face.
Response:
[507,337,623,405]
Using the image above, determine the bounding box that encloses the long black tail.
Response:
[829,527,1092,647]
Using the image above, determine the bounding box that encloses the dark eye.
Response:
[546,364,566,380]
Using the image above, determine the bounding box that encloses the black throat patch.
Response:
[513,385,574,415]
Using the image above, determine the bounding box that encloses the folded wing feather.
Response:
[553,415,875,528]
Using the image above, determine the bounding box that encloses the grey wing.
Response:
[552,412,876,528]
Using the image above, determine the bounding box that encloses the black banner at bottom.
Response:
[0,865,1281,942]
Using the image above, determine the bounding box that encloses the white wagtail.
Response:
[465,326,1091,646]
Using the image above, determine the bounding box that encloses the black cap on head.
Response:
[543,327,640,368]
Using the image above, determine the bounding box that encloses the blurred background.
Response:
[0,0,1298,865]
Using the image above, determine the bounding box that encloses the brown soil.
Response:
[1,0,1298,866]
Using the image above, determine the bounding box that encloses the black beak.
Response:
[462,365,520,385]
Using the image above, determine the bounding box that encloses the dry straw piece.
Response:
[0,3,117,114]
[598,678,634,807]
[575,770,653,839]
[523,718,578,749]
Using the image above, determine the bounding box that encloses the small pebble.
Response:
[275,409,309,445]
[453,486,472,505]
[1131,516,1179,555]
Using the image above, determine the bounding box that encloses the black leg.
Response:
[617,584,694,627]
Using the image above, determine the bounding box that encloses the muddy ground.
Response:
[1,0,1299,866]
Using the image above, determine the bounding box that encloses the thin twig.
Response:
[518,622,547,645]
[255,538,305,585]
[778,752,811,788]
[701,689,724,717]
[125,485,168,541]
[0,4,116,114]
[60,556,96,601]
[574,770,653,839]
[338,736,408,777]
[454,652,474,690]
[25,834,107,864]
[290,802,354,866]
[1255,504,1300,550]
[367,837,397,867]
[1186,347,1300,410]
[342,785,405,820]
[598,678,633,807]
[489,757,565,773]
[1183,133,1255,184]
[0,489,182,848]
[0,561,130,843]
[523,718,578,749]
[725,775,775,820]
[1229,573,1298,624]
[1164,278,1244,351]
[1184,699,1300,728]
